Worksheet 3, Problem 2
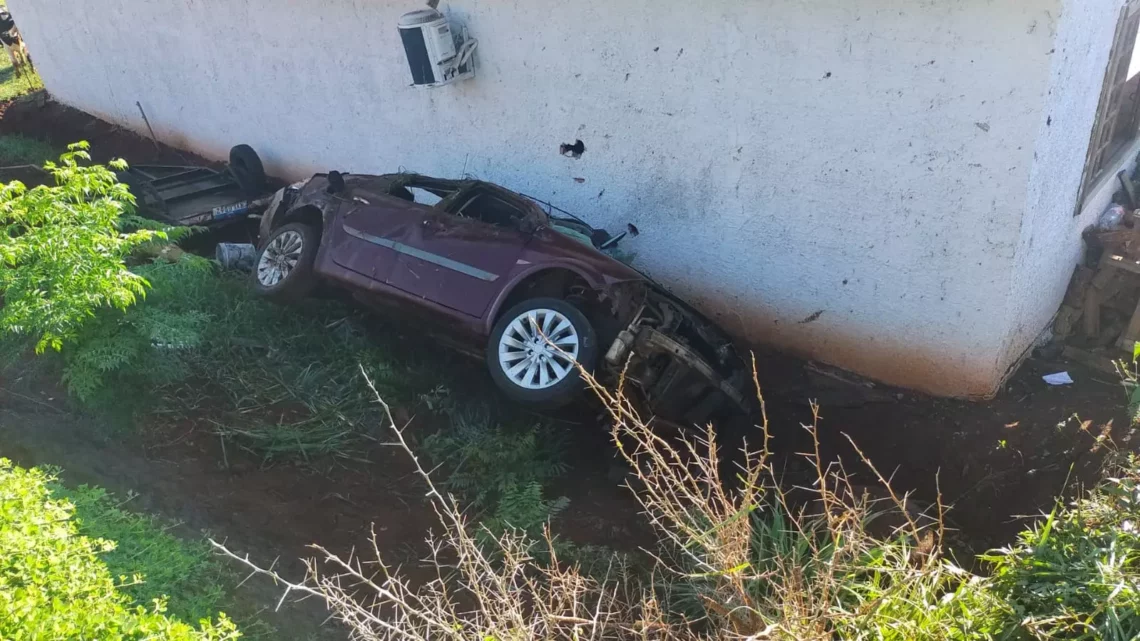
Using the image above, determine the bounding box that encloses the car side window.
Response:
[452,192,524,228]
[389,180,455,206]
[407,187,444,206]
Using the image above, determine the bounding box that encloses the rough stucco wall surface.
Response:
[9,0,1063,396]
[1006,0,1129,372]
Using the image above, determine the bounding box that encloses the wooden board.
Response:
[1062,345,1120,375]
[1104,253,1140,276]
[1085,286,1102,337]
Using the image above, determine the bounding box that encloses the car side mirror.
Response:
[326,170,346,194]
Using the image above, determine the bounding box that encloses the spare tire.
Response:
[229,144,266,197]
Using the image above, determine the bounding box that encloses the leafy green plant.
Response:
[60,255,214,404]
[483,481,570,536]
[1122,342,1140,425]
[0,459,238,640]
[0,143,163,352]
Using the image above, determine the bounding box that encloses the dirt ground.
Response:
[0,93,216,166]
[0,93,1131,634]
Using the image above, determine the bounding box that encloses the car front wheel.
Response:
[252,222,319,302]
[486,298,598,407]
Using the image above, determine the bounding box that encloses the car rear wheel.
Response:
[486,298,598,407]
[253,222,318,302]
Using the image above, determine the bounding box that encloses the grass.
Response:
[51,482,262,633]
[0,60,41,103]
[0,22,43,103]
[214,371,1140,641]
[0,460,240,639]
[0,132,56,165]
[0,29,50,165]
[51,255,469,463]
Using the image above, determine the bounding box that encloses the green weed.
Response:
[982,454,1140,640]
[54,254,431,461]
[422,399,570,536]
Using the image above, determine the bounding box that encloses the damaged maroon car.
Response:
[254,172,749,424]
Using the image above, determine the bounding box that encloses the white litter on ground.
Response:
[1042,371,1074,386]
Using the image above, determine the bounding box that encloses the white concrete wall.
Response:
[10,0,1077,396]
[1005,0,1132,374]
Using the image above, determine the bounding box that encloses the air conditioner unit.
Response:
[398,9,477,87]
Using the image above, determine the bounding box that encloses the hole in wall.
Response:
[560,139,586,159]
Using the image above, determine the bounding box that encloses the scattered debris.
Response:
[1051,159,1140,365]
[975,121,991,132]
[804,362,896,407]
[1097,203,1127,230]
[1042,371,1074,386]
[134,102,163,155]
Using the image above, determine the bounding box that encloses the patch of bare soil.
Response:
[0,91,215,166]
[754,346,1126,556]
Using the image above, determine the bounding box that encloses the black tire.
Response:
[252,222,319,303]
[229,144,266,197]
[486,297,598,407]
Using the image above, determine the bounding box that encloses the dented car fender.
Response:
[257,175,342,245]
[481,258,642,335]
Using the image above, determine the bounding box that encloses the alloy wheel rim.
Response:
[498,308,580,390]
[256,230,303,287]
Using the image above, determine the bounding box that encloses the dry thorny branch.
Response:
[211,360,949,640]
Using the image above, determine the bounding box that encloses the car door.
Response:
[328,195,431,285]
[386,187,532,318]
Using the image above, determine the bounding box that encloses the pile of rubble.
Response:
[1054,201,1140,372]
